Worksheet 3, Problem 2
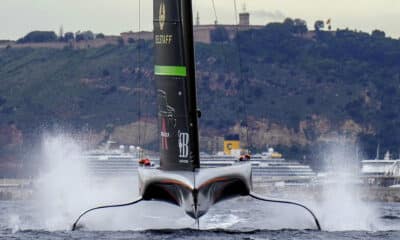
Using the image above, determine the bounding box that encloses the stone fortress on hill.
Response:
[121,10,262,44]
[0,10,263,49]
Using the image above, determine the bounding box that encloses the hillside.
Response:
[1,23,400,172]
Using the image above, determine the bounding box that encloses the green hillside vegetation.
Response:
[0,42,154,131]
[200,23,400,158]
[1,20,400,164]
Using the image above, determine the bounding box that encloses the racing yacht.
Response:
[72,0,321,230]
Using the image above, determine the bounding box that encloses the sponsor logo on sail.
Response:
[159,0,166,31]
[155,35,172,44]
[155,0,173,45]
[179,131,189,158]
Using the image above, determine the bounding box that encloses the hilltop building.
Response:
[239,11,250,26]
[121,11,263,44]
[0,11,264,49]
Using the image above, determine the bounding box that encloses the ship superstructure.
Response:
[84,140,142,176]
[361,151,400,186]
[201,136,316,184]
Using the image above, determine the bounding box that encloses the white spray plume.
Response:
[35,133,93,230]
[31,133,188,231]
[316,138,381,231]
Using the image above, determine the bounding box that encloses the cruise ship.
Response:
[361,151,400,186]
[200,135,317,184]
[84,137,316,184]
[84,140,145,176]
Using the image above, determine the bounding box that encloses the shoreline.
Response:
[2,178,400,202]
[253,184,400,203]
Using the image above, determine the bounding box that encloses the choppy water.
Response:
[2,134,399,239]
[1,229,400,240]
[1,200,400,240]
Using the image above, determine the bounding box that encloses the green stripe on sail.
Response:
[155,65,187,77]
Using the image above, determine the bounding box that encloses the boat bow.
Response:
[138,163,252,218]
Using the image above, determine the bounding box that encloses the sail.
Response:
[154,0,200,171]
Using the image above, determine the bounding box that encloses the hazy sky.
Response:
[1,0,399,40]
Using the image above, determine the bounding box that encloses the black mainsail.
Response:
[72,0,321,231]
[154,0,200,171]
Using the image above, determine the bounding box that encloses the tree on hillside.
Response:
[371,29,386,38]
[96,33,105,39]
[314,20,325,31]
[283,18,295,28]
[64,32,74,42]
[281,18,308,35]
[263,22,292,38]
[293,18,308,35]
[17,31,58,43]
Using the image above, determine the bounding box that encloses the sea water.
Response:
[1,134,400,239]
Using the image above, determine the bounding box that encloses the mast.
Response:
[154,0,200,171]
